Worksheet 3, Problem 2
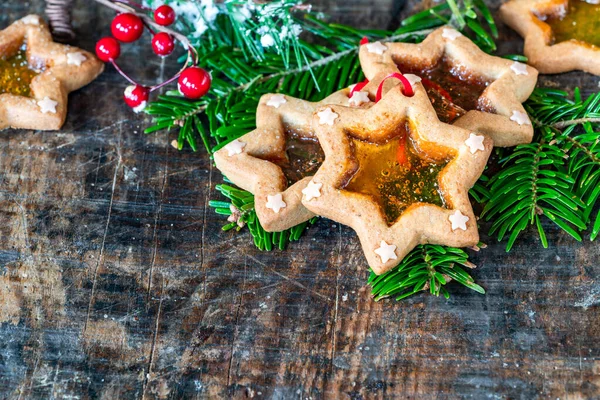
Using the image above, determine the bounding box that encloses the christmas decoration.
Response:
[151,32,175,56]
[500,0,600,75]
[0,15,103,130]
[359,26,538,147]
[213,88,368,232]
[91,0,207,112]
[301,78,492,274]
[177,66,211,100]
[153,5,175,26]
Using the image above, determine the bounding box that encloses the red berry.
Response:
[111,13,144,43]
[154,5,176,26]
[95,37,121,62]
[124,85,150,112]
[152,32,175,57]
[178,67,211,99]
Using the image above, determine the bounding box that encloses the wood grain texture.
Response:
[0,0,599,399]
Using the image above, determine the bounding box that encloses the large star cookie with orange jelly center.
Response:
[213,86,378,232]
[500,0,600,75]
[301,81,493,275]
[358,26,538,147]
[0,15,104,130]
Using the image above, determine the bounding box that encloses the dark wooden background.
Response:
[1,0,599,399]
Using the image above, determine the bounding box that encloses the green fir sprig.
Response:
[210,183,318,251]
[480,88,600,249]
[369,245,485,301]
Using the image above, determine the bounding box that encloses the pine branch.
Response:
[481,88,600,248]
[209,184,318,251]
[368,244,485,301]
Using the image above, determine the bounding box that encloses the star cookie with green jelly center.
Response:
[213,86,378,232]
[0,15,104,130]
[359,26,538,147]
[500,0,600,76]
[302,80,493,275]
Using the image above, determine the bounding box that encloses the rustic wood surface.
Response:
[1,0,599,399]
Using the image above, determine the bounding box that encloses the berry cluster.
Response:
[94,1,211,112]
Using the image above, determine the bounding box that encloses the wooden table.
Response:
[1,0,599,398]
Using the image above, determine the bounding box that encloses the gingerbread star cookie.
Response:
[0,15,104,130]
[500,0,600,75]
[301,80,493,275]
[213,88,373,232]
[358,26,538,147]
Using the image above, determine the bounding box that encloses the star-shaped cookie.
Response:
[302,80,493,275]
[358,26,538,147]
[213,87,374,232]
[500,0,600,75]
[0,15,104,130]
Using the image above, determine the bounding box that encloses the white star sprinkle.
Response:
[37,97,58,114]
[465,133,485,154]
[510,110,531,126]
[266,94,286,108]
[442,28,462,41]
[266,193,286,213]
[301,180,322,201]
[348,91,370,107]
[317,107,339,126]
[224,139,246,156]
[449,210,469,231]
[22,15,40,25]
[510,62,529,75]
[365,41,387,55]
[374,240,397,263]
[404,74,422,85]
[67,52,86,66]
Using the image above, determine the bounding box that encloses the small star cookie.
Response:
[224,139,246,156]
[266,193,286,213]
[37,97,58,114]
[465,133,485,154]
[510,62,529,75]
[510,110,531,126]
[374,241,397,263]
[442,28,462,41]
[266,94,286,108]
[67,52,87,66]
[317,107,338,126]
[301,180,322,201]
[348,91,370,107]
[365,41,387,55]
[449,210,469,231]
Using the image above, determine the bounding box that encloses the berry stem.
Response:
[142,19,157,35]
[95,0,199,92]
[113,0,152,12]
[110,60,138,85]
[93,0,195,55]
[151,71,181,92]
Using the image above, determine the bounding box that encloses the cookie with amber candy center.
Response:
[359,26,538,147]
[501,0,600,75]
[0,15,104,130]
[301,77,493,275]
[213,86,377,232]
